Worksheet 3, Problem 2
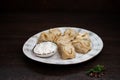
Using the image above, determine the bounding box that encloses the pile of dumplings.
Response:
[38,28,91,59]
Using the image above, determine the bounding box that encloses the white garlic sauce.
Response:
[34,42,57,55]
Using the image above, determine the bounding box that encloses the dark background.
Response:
[0,0,120,80]
[0,0,120,13]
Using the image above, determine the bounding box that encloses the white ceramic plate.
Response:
[22,27,103,65]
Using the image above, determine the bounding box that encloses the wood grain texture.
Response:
[0,13,120,80]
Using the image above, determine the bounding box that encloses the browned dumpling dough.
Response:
[64,29,78,41]
[58,43,75,59]
[38,28,61,43]
[72,33,91,54]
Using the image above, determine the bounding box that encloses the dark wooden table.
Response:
[0,13,120,80]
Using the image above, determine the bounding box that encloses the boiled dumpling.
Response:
[58,43,75,59]
[56,35,71,46]
[75,32,91,41]
[64,29,78,41]
[38,32,55,43]
[49,28,62,43]
[72,32,91,53]
[38,28,62,43]
[49,28,61,37]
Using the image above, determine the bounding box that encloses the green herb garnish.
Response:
[86,65,105,78]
